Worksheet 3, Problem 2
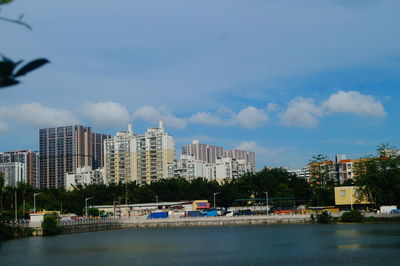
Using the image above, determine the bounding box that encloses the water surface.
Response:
[1,223,400,265]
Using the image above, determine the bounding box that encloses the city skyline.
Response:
[1,1,400,169]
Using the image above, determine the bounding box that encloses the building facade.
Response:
[182,140,224,164]
[0,149,38,187]
[288,167,311,182]
[167,155,208,180]
[104,122,175,185]
[0,162,26,187]
[39,125,110,188]
[65,166,104,190]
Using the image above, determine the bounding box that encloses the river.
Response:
[1,223,400,265]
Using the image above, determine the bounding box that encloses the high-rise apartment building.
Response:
[182,140,256,170]
[224,149,256,172]
[0,162,26,187]
[39,125,110,188]
[104,122,175,185]
[182,140,224,164]
[0,149,39,187]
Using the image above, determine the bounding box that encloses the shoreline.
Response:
[5,213,400,238]
[59,214,311,235]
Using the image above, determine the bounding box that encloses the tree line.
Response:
[0,168,310,219]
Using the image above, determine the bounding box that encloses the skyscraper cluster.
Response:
[0,122,256,189]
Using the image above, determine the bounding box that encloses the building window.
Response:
[340,190,346,197]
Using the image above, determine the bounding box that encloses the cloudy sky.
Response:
[1,0,399,169]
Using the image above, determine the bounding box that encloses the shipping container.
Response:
[148,212,169,219]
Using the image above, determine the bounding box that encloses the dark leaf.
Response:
[0,59,23,78]
[0,60,15,77]
[0,78,19,88]
[14,58,49,77]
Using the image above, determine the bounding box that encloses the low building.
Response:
[92,200,209,217]
[167,155,208,180]
[65,166,104,189]
[288,167,310,182]
[334,186,372,209]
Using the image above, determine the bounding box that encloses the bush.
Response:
[315,211,334,224]
[341,210,364,223]
[42,214,61,236]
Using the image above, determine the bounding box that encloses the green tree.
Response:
[356,154,400,206]
[42,214,61,236]
[309,155,337,206]
[341,210,364,223]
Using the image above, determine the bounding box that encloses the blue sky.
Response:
[1,0,400,169]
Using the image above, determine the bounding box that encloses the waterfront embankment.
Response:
[59,214,311,235]
[25,213,400,236]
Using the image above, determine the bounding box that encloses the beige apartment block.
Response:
[104,122,175,185]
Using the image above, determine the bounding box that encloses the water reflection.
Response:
[336,243,400,250]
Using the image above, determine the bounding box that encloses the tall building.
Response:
[0,149,39,187]
[182,140,224,164]
[104,122,175,185]
[0,162,26,187]
[181,140,256,170]
[39,125,110,188]
[224,149,256,172]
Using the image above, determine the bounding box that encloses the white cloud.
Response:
[132,105,187,129]
[0,120,8,133]
[189,112,227,126]
[235,107,269,128]
[82,101,130,127]
[189,106,268,128]
[267,103,280,112]
[280,97,323,128]
[236,141,286,168]
[322,90,386,117]
[0,103,79,128]
[236,141,260,152]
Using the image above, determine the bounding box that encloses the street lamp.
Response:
[264,192,269,215]
[350,187,353,211]
[156,195,159,209]
[33,192,41,213]
[85,197,94,217]
[213,192,220,209]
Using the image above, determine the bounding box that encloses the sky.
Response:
[1,0,400,169]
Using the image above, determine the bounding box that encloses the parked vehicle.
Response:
[203,210,219,217]
[234,209,254,216]
[187,211,204,217]
[148,212,169,219]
